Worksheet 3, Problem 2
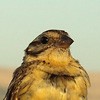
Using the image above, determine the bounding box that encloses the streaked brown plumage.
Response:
[4,29,90,100]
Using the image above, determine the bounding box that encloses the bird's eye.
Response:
[40,36,49,44]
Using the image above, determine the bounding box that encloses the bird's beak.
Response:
[56,35,74,49]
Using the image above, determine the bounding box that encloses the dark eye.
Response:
[40,36,49,44]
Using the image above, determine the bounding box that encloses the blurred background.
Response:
[0,0,100,99]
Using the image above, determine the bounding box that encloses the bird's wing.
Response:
[3,64,34,100]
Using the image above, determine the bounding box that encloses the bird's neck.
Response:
[24,48,72,67]
[32,68,49,79]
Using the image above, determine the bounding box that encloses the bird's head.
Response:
[24,30,74,68]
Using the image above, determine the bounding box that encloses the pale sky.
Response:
[0,0,100,71]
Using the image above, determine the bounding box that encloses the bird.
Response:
[4,29,90,100]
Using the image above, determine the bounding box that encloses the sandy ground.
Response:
[0,68,100,100]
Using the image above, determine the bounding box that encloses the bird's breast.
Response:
[19,76,68,100]
[17,68,87,100]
